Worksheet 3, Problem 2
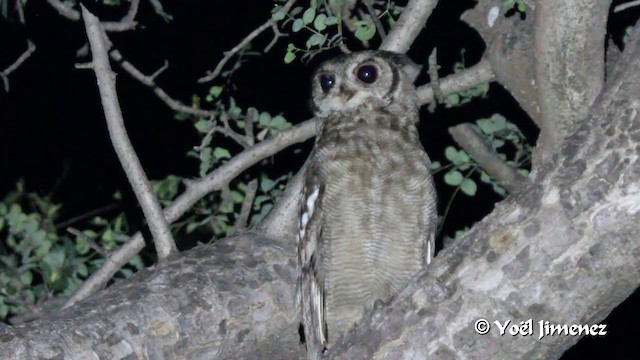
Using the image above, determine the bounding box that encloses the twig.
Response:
[14,0,25,24]
[55,202,120,230]
[1,40,36,92]
[231,179,259,233]
[46,0,139,31]
[214,126,252,148]
[245,108,257,146]
[380,0,439,52]
[448,124,526,192]
[614,0,640,12]
[416,58,494,104]
[198,0,297,83]
[67,227,108,256]
[109,49,217,118]
[427,48,445,103]
[81,5,177,259]
[64,60,495,308]
[363,0,387,39]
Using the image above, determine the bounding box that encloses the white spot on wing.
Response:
[306,187,320,216]
[487,6,499,28]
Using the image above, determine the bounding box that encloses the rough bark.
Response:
[533,0,611,164]
[0,232,302,359]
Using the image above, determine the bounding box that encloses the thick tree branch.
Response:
[379,0,439,52]
[81,6,177,259]
[533,0,611,165]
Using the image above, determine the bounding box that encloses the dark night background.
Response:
[1,0,639,358]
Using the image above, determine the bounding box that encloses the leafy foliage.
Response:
[0,181,142,323]
[433,113,531,234]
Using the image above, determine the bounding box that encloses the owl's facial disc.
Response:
[315,60,386,112]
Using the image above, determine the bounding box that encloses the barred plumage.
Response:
[297,51,437,359]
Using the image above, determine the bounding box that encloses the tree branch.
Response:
[533,0,611,165]
[197,0,297,83]
[81,5,177,259]
[46,0,140,31]
[379,0,439,52]
[449,123,526,192]
[108,49,217,118]
[231,179,258,233]
[1,40,36,92]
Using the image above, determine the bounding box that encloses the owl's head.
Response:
[311,50,420,117]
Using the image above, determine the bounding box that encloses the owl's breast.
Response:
[314,127,435,336]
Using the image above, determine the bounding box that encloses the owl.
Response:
[297,50,437,359]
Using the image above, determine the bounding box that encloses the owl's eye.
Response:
[319,73,335,93]
[355,63,378,84]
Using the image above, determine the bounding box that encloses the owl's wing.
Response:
[297,164,327,359]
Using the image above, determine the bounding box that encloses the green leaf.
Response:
[313,13,327,31]
[0,302,8,320]
[284,50,296,64]
[208,86,223,98]
[20,270,33,285]
[324,16,339,26]
[76,263,88,277]
[213,147,231,160]
[480,171,492,184]
[476,114,507,134]
[290,6,304,16]
[231,190,244,204]
[75,236,90,255]
[270,115,291,130]
[43,247,65,271]
[354,16,376,41]
[444,146,460,163]
[272,9,286,21]
[460,179,477,196]
[253,195,271,209]
[444,170,463,186]
[258,112,272,126]
[446,93,460,106]
[292,18,304,32]
[229,106,242,118]
[493,183,507,196]
[194,119,211,133]
[430,161,441,170]
[302,8,316,25]
[261,177,277,193]
[306,33,326,48]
